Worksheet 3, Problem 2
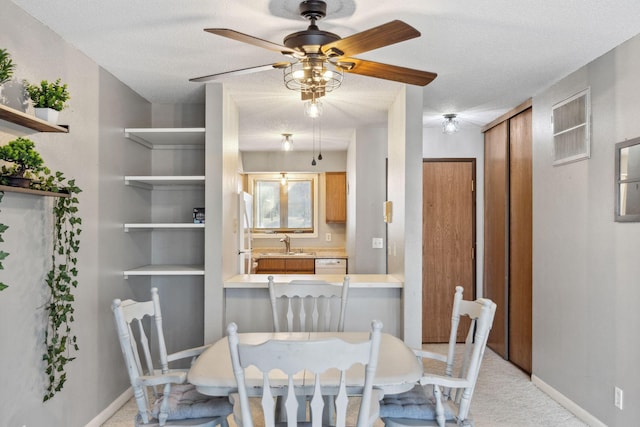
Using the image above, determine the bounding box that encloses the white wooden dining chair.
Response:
[268,276,350,332]
[226,320,384,427]
[112,287,233,427]
[379,287,496,427]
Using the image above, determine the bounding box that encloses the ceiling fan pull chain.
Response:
[311,117,317,166]
[317,116,323,160]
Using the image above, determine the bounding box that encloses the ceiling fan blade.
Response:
[336,57,437,86]
[321,20,420,58]
[205,28,298,55]
[189,62,290,83]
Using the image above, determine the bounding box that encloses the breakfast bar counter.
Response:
[224,274,404,336]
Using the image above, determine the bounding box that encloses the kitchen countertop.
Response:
[224,274,403,288]
[252,250,348,259]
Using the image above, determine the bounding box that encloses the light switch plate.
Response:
[372,238,384,248]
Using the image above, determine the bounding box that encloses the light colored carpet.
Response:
[102,346,587,427]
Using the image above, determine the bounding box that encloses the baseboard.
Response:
[532,375,606,427]
[85,387,133,427]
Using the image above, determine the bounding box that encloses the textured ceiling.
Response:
[11,0,640,151]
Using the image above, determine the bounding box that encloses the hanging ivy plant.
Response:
[33,169,82,401]
[0,191,8,292]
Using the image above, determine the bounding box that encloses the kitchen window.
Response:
[248,173,318,236]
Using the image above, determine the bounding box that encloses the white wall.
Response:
[533,32,640,426]
[422,126,485,297]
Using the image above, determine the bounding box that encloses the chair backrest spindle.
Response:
[268,276,350,333]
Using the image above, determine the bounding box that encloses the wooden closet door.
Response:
[483,121,508,358]
[422,160,475,343]
[509,108,532,373]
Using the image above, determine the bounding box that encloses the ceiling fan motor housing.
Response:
[284,0,340,53]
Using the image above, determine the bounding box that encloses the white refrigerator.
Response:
[238,191,253,274]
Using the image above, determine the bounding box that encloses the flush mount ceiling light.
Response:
[442,113,459,134]
[281,133,293,151]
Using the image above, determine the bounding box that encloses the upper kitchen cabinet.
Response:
[325,172,346,223]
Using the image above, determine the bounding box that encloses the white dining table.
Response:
[188,331,423,397]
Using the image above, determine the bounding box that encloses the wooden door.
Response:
[483,122,508,358]
[509,108,532,373]
[422,160,475,343]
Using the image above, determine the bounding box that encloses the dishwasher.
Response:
[314,258,347,274]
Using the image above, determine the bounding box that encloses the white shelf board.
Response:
[124,128,205,149]
[124,175,205,189]
[123,264,205,278]
[124,223,205,231]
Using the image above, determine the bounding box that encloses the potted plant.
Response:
[23,78,70,123]
[0,48,16,86]
[0,137,44,188]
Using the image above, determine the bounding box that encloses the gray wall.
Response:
[347,127,388,274]
[0,2,208,425]
[533,33,640,425]
[0,1,148,425]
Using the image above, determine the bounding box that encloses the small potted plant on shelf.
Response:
[23,78,70,123]
[0,137,44,188]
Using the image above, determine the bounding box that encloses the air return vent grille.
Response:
[552,88,590,165]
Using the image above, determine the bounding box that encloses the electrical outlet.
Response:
[615,386,624,410]
[325,233,332,242]
[372,237,384,248]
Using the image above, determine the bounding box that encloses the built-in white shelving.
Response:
[124,175,205,190]
[123,128,205,278]
[124,223,205,232]
[124,127,205,149]
[123,264,205,279]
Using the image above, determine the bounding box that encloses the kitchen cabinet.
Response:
[123,128,205,278]
[325,172,346,223]
[255,257,315,274]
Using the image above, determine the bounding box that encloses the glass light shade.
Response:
[281,133,293,151]
[304,100,323,118]
[442,114,459,134]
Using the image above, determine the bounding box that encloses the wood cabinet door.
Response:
[509,108,533,373]
[422,160,475,343]
[483,121,508,358]
[285,258,315,274]
[325,172,346,223]
[256,258,286,273]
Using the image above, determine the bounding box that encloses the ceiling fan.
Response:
[190,0,437,100]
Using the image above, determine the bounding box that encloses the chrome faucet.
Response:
[279,234,291,253]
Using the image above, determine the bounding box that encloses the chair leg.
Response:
[433,385,445,427]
